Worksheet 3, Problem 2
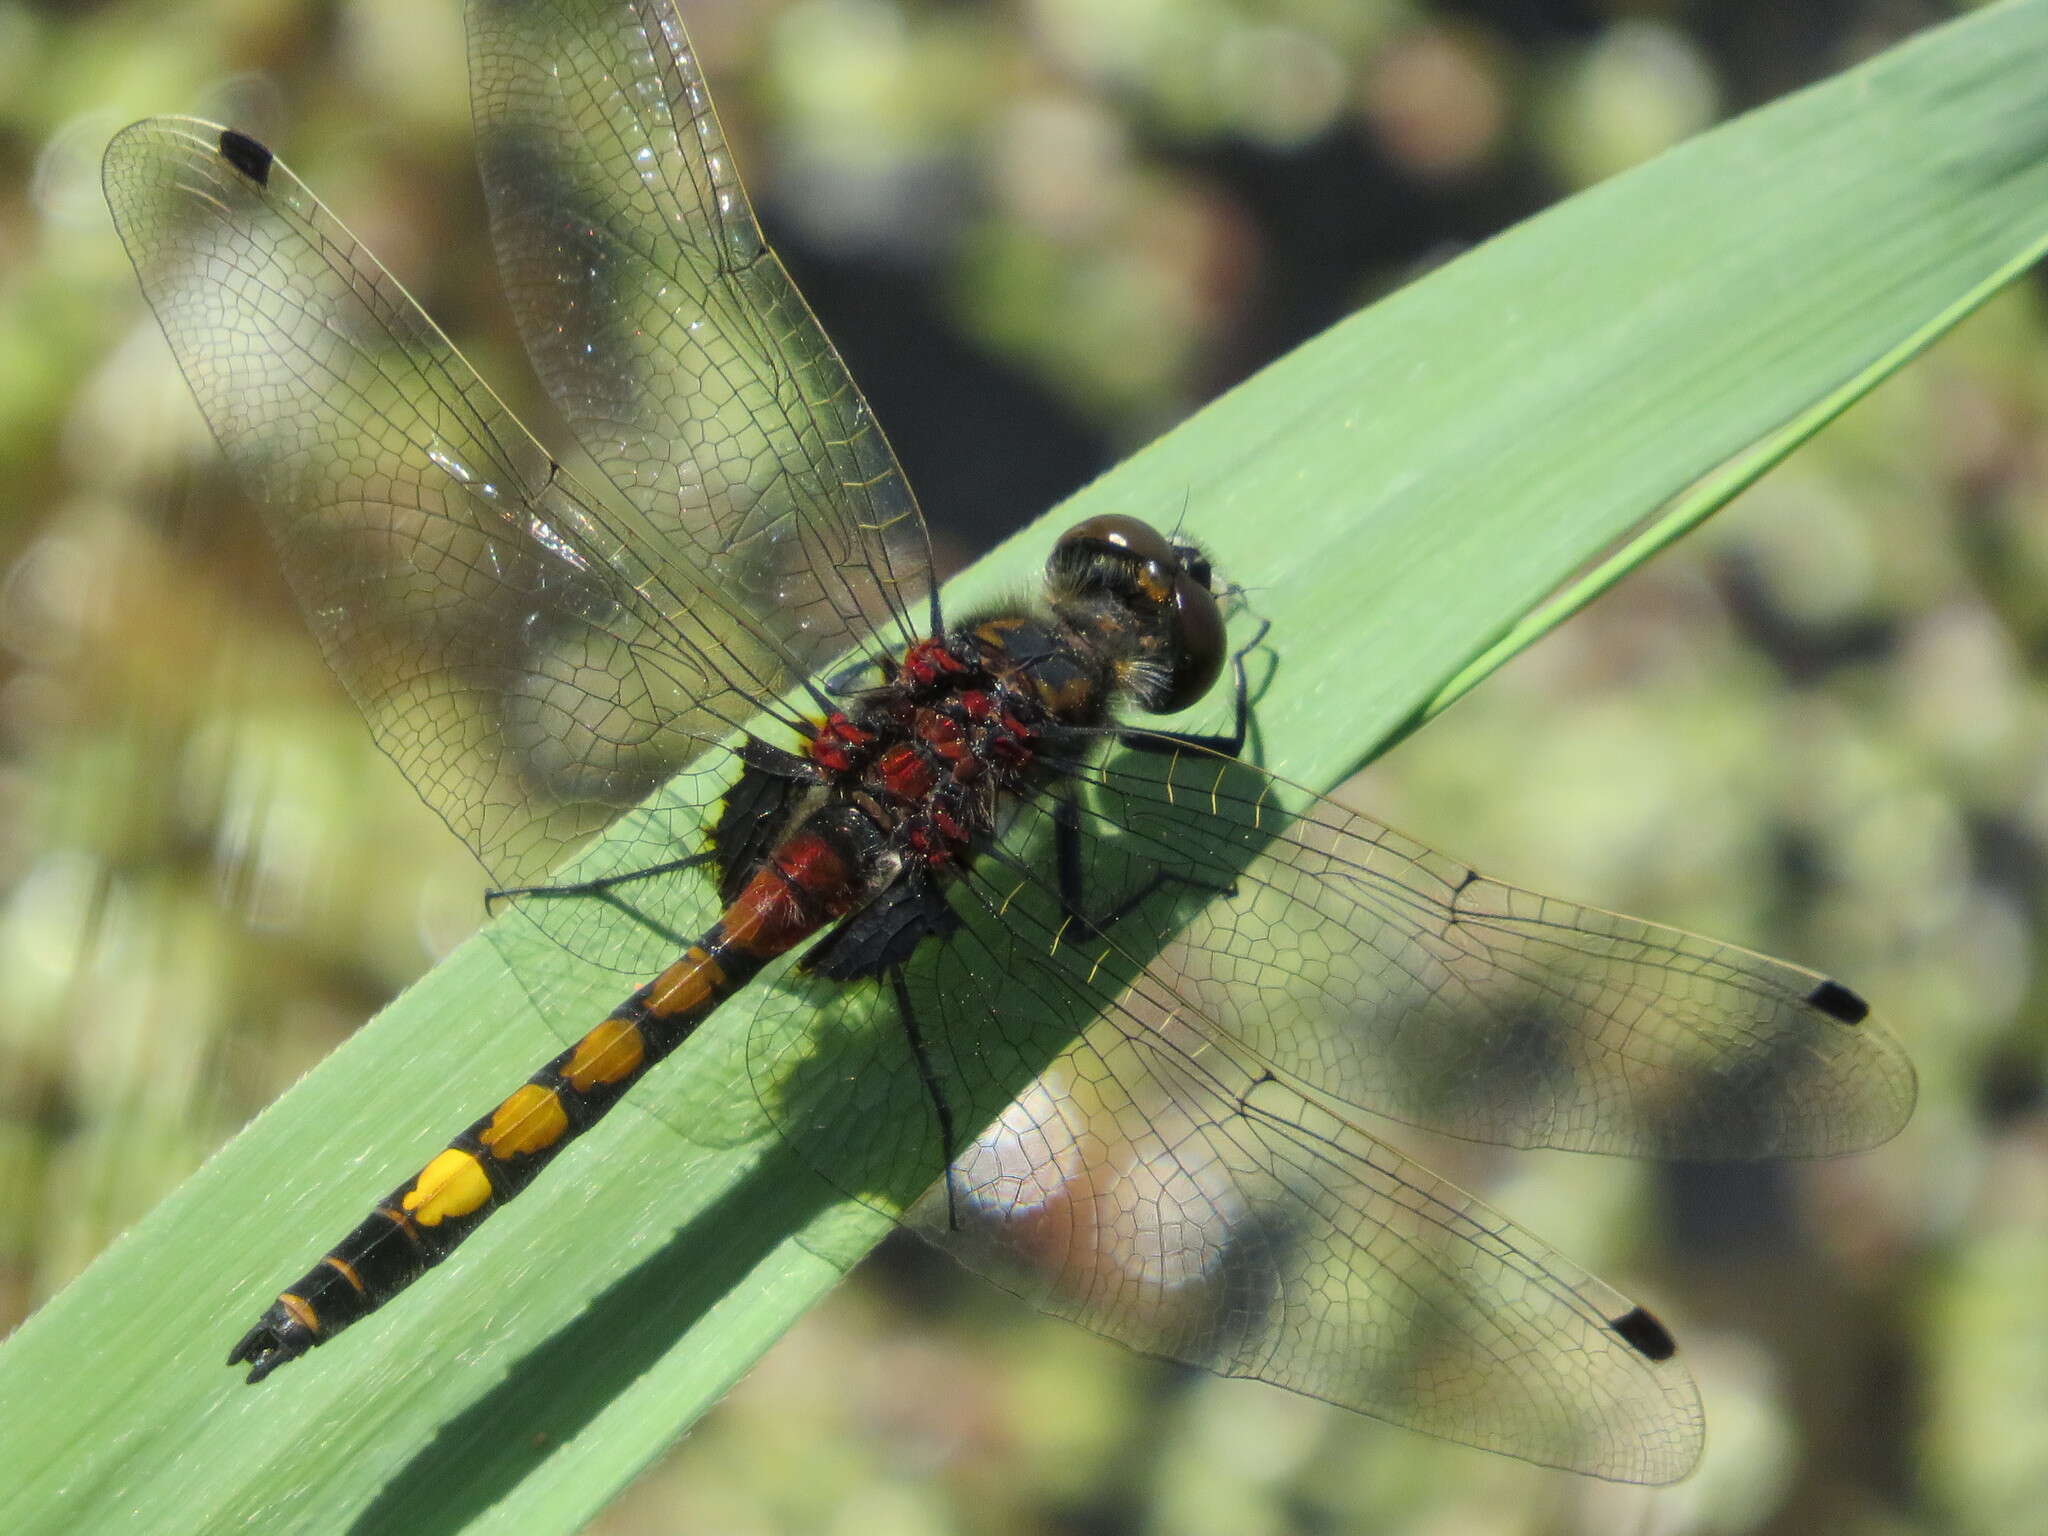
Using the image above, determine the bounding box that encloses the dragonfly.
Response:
[103,0,1914,1485]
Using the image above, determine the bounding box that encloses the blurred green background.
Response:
[3,0,2044,1532]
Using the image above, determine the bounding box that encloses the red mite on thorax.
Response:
[225,514,1232,1381]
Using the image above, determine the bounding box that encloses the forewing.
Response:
[468,0,932,675]
[102,118,798,891]
[1069,742,1917,1159]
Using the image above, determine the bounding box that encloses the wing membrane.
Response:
[930,1016,1704,1484]
[1058,741,1916,1158]
[102,118,808,890]
[735,832,1704,1483]
[468,0,932,674]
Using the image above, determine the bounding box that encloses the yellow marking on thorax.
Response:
[563,1017,648,1092]
[647,948,723,1018]
[402,1148,493,1227]
[480,1083,570,1159]
[1038,673,1092,717]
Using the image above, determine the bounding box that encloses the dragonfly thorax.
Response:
[804,631,1087,878]
[798,516,1224,880]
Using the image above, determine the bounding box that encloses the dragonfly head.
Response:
[1047,514,1226,715]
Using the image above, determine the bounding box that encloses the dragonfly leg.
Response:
[483,852,715,914]
[821,650,897,698]
[1048,790,1237,936]
[892,967,962,1229]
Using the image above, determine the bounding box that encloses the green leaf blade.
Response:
[9,2,2048,1530]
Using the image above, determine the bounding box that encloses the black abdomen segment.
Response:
[227,824,860,1382]
[226,941,755,1381]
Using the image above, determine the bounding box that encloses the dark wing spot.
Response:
[217,128,274,186]
[1445,866,1481,923]
[1609,1305,1678,1362]
[1806,978,1870,1025]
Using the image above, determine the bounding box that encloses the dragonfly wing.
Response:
[738,875,1703,1482]
[1067,742,1916,1158]
[103,118,795,894]
[468,0,933,677]
[922,1006,1706,1484]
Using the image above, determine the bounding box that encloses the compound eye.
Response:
[1052,514,1175,573]
[1153,570,1226,715]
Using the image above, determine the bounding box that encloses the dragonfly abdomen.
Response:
[227,823,867,1382]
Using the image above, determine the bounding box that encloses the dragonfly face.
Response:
[102,0,1914,1485]
[1044,514,1229,714]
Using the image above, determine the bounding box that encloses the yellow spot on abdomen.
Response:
[401,1148,493,1227]
[479,1083,570,1159]
[647,949,723,1018]
[563,1017,648,1092]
